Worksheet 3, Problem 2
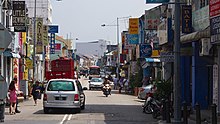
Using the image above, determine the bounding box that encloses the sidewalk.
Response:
[188,110,220,124]
[156,110,220,124]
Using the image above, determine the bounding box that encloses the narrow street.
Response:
[3,77,159,124]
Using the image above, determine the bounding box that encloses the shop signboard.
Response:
[210,0,220,18]
[210,16,220,44]
[139,44,152,58]
[128,34,139,44]
[50,33,55,54]
[36,18,43,54]
[213,64,218,110]
[48,25,59,33]
[12,1,26,27]
[182,5,192,34]
[192,6,209,31]
[160,51,174,62]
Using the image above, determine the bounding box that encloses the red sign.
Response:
[55,43,61,50]
[210,0,220,18]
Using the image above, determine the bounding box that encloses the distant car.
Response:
[43,79,86,113]
[138,84,154,100]
[88,78,104,90]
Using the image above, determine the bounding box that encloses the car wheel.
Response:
[44,107,50,114]
[89,87,91,90]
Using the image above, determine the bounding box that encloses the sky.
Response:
[50,0,159,46]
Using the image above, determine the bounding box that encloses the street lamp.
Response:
[101,16,131,78]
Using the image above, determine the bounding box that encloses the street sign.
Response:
[146,0,169,3]
[160,51,174,62]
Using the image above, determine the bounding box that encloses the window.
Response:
[200,0,208,8]
[47,80,75,91]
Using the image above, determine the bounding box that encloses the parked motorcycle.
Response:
[151,98,173,119]
[142,93,154,114]
[102,84,111,97]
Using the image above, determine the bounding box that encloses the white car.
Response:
[43,79,85,113]
[88,78,104,90]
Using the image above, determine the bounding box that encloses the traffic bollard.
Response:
[162,99,166,120]
[195,103,201,124]
[183,101,188,124]
[166,100,171,123]
[211,104,217,124]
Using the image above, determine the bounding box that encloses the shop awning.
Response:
[141,58,161,68]
[180,26,210,44]
[145,58,160,62]
[3,50,21,58]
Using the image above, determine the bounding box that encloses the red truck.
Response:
[45,57,77,80]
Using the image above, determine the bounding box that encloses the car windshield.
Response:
[91,78,102,82]
[47,80,75,91]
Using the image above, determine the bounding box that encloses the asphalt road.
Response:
[3,77,160,124]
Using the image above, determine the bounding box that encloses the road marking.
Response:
[60,114,68,124]
[67,114,72,120]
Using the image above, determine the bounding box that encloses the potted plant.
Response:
[129,59,143,96]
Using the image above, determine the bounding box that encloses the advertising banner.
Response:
[12,1,26,27]
[36,18,43,54]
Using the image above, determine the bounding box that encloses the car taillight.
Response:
[43,94,47,101]
[74,94,79,101]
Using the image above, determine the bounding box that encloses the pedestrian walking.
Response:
[113,76,118,90]
[31,81,42,106]
[118,77,124,94]
[8,80,17,115]
[124,79,129,93]
[0,76,8,122]
[13,78,21,113]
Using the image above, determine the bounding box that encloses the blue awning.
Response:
[3,50,21,58]
[145,58,160,62]
[141,58,161,68]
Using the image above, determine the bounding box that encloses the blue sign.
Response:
[128,34,139,44]
[146,0,169,3]
[50,33,55,54]
[140,44,152,58]
[48,25,59,33]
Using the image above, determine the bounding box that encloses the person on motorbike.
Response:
[102,77,112,94]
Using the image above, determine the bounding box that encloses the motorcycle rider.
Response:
[102,76,111,94]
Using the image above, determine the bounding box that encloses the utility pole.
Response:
[173,0,182,123]
[116,17,120,79]
[33,0,37,83]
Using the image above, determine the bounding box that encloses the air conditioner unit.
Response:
[199,38,212,56]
